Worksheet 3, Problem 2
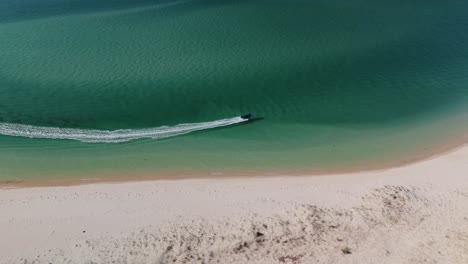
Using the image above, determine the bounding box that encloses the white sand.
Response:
[1,146,468,264]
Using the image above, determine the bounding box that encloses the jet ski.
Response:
[241,113,255,120]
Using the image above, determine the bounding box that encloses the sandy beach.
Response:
[1,145,468,263]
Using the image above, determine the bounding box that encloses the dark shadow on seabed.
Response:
[0,0,171,23]
[0,0,250,24]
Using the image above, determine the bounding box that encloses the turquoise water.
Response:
[0,0,467,181]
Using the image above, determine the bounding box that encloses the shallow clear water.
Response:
[0,0,467,181]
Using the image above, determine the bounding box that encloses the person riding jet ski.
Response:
[241,113,254,120]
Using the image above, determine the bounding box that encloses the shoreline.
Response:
[2,132,466,189]
[1,141,468,263]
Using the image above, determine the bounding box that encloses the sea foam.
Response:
[0,117,246,143]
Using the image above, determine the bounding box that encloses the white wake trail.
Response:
[0,117,247,143]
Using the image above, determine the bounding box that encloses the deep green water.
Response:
[0,0,467,181]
